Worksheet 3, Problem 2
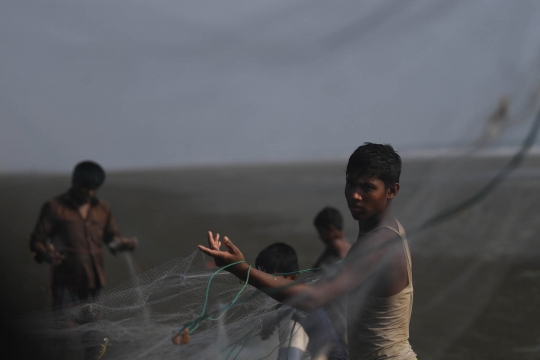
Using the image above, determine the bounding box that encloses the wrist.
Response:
[229,261,250,277]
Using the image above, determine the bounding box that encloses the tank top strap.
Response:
[366,219,412,284]
[394,219,413,283]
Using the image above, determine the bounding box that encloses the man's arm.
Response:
[199,231,401,311]
[103,207,122,245]
[103,207,136,253]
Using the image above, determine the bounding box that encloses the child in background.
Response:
[256,242,345,360]
[312,207,351,359]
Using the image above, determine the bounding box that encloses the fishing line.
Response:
[413,107,540,233]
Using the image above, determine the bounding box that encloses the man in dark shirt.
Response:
[30,161,136,307]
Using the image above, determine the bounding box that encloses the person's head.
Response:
[345,143,401,221]
[255,242,299,280]
[313,207,344,244]
[70,161,106,204]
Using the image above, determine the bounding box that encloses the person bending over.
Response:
[200,143,417,360]
[256,242,345,360]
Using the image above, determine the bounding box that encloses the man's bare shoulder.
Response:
[351,226,402,251]
[344,226,406,270]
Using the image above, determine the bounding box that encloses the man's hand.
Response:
[44,244,65,266]
[108,237,137,254]
[121,237,137,251]
[198,231,245,267]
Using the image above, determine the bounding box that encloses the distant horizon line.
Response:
[2,145,540,176]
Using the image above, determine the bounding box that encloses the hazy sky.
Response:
[2,0,540,172]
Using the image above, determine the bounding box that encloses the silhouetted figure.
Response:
[30,161,136,360]
[30,161,136,307]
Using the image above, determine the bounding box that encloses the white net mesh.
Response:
[14,90,540,359]
[19,252,324,360]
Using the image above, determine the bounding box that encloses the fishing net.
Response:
[19,252,326,360]
[18,91,540,359]
[16,100,540,360]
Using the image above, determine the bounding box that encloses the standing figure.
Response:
[313,207,351,269]
[30,161,136,307]
[200,143,417,359]
[312,207,351,359]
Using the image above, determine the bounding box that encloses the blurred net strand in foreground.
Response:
[412,108,540,232]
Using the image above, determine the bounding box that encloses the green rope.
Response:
[273,260,343,277]
[173,260,339,360]
[180,259,343,335]
[183,260,247,333]
[207,264,252,321]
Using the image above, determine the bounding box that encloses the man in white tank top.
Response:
[200,143,417,359]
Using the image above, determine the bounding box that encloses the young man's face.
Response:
[344,174,398,222]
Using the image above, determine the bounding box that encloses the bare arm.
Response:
[199,231,401,311]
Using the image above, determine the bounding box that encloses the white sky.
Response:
[2,0,540,172]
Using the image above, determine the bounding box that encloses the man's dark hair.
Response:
[313,207,343,231]
[72,161,106,190]
[255,242,299,274]
[346,143,401,188]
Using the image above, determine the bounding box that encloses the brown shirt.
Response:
[30,192,121,289]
